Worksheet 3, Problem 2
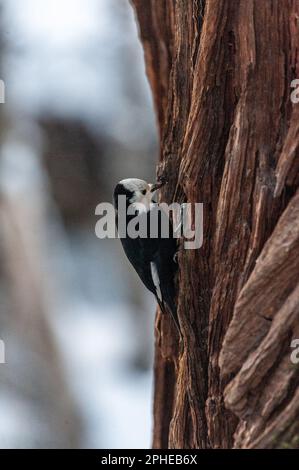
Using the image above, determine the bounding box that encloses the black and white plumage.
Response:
[113,178,179,332]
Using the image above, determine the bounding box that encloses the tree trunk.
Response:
[130,0,299,449]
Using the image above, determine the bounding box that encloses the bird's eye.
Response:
[141,189,147,195]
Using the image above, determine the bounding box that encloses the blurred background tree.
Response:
[0,0,158,448]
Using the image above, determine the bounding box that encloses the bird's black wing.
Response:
[118,207,179,330]
[151,236,179,330]
[119,234,158,296]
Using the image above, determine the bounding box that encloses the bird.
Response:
[113,178,180,332]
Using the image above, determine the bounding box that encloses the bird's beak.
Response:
[150,178,167,193]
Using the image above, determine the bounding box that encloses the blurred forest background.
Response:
[0,0,158,448]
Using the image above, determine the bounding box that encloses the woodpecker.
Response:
[113,178,179,332]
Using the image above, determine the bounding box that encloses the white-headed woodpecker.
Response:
[113,178,179,332]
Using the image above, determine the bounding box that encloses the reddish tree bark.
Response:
[131,0,299,448]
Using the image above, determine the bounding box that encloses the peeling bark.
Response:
[131,0,299,448]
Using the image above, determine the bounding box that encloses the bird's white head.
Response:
[114,178,157,211]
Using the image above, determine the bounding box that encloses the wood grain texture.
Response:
[131,0,299,448]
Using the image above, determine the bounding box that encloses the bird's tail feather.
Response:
[157,298,180,334]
